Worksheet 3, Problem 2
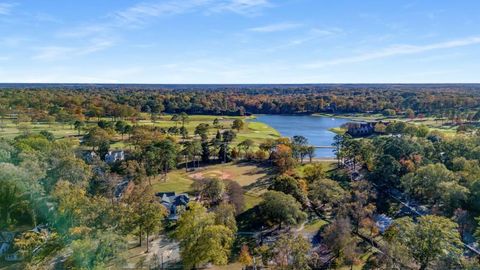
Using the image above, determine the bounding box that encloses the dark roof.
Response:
[114,180,130,198]
[155,192,190,220]
[156,192,176,198]
[173,194,189,205]
[0,232,14,243]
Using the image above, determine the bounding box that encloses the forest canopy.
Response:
[1,84,480,119]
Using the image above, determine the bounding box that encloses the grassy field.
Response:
[151,170,194,194]
[236,121,280,145]
[301,218,329,233]
[129,161,274,269]
[294,161,337,178]
[329,126,347,134]
[0,115,279,214]
[0,121,79,140]
[0,115,280,149]
[151,161,339,214]
[1,112,459,143]
[210,263,243,270]
[151,162,273,211]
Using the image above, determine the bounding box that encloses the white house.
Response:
[105,150,125,163]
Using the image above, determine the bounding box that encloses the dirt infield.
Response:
[187,162,271,187]
[189,170,234,180]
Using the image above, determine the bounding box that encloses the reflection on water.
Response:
[252,115,350,158]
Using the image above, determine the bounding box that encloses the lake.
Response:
[253,115,350,158]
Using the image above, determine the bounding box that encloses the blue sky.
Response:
[0,0,479,83]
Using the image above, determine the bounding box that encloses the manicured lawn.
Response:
[329,127,346,134]
[234,121,280,146]
[151,162,272,211]
[244,192,263,211]
[295,161,337,178]
[188,162,272,187]
[210,263,243,270]
[0,115,280,152]
[338,250,375,270]
[302,218,329,233]
[0,121,78,139]
[188,162,272,211]
[151,170,194,194]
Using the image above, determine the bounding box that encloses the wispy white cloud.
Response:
[263,27,343,52]
[248,22,301,33]
[79,39,116,55]
[59,24,111,39]
[305,36,480,69]
[32,46,75,61]
[0,2,15,15]
[309,27,343,37]
[113,0,210,25]
[211,0,272,16]
[112,0,271,26]
[57,0,273,50]
[59,1,211,39]
[44,1,216,61]
[33,39,116,61]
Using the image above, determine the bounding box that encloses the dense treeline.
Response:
[3,115,480,269]
[329,124,480,269]
[335,128,480,217]
[3,85,480,269]
[2,85,480,120]
[0,118,314,269]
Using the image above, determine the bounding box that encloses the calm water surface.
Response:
[253,115,350,158]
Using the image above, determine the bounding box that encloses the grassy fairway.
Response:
[243,193,263,211]
[0,115,279,211]
[235,121,280,145]
[0,114,280,148]
[0,121,78,139]
[151,162,273,210]
[188,162,272,210]
[136,114,242,134]
[151,170,194,194]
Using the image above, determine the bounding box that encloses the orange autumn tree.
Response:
[238,244,253,269]
[273,144,295,173]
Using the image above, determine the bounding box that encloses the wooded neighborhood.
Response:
[0,85,480,269]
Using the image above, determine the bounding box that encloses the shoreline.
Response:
[251,114,348,158]
[311,157,337,162]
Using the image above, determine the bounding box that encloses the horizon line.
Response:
[1,82,480,86]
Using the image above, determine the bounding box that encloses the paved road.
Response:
[343,159,480,257]
[147,236,180,267]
